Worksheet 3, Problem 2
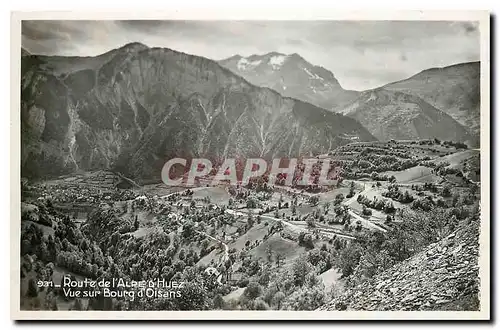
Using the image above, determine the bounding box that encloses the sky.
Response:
[21,20,480,91]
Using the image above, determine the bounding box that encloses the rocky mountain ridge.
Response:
[384,62,480,137]
[338,88,474,143]
[219,52,359,110]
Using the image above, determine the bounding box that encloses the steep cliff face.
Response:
[21,44,376,181]
[219,52,359,111]
[338,89,474,144]
[384,62,480,137]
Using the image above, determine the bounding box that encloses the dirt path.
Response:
[196,230,229,266]
[115,172,141,188]
[167,209,230,269]
[341,183,387,233]
[348,210,387,233]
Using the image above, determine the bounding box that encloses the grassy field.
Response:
[382,166,439,184]
[247,233,306,263]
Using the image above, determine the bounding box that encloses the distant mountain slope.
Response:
[384,62,480,136]
[319,220,480,311]
[219,53,359,110]
[21,48,31,56]
[220,54,479,146]
[21,43,376,181]
[338,89,474,144]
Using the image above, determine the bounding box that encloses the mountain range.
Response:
[220,53,479,145]
[20,43,480,181]
[20,43,375,181]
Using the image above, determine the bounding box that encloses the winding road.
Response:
[225,209,357,240]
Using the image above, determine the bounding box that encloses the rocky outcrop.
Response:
[319,220,480,311]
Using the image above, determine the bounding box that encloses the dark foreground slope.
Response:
[319,219,480,311]
[21,43,376,181]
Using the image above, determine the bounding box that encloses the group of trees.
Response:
[357,194,396,214]
[333,206,479,286]
[229,253,333,311]
[382,185,415,204]
[411,182,439,193]
[21,196,241,311]
[298,232,315,249]
[414,138,467,149]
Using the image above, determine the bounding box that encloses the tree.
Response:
[334,193,344,205]
[173,282,210,310]
[272,291,286,310]
[134,215,139,230]
[336,243,363,277]
[402,190,414,203]
[266,246,273,263]
[182,221,195,239]
[244,281,263,300]
[71,298,83,311]
[292,256,312,287]
[48,294,58,310]
[355,220,362,231]
[275,253,285,267]
[247,213,255,229]
[246,197,258,209]
[253,298,270,310]
[441,185,452,198]
[347,182,355,198]
[362,205,372,216]
[308,195,319,206]
[324,202,331,214]
[213,294,225,310]
[27,278,38,298]
[306,217,316,228]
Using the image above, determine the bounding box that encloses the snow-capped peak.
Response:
[237,57,263,71]
[269,55,287,70]
[303,67,324,81]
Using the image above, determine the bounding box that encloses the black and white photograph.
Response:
[11,10,490,320]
